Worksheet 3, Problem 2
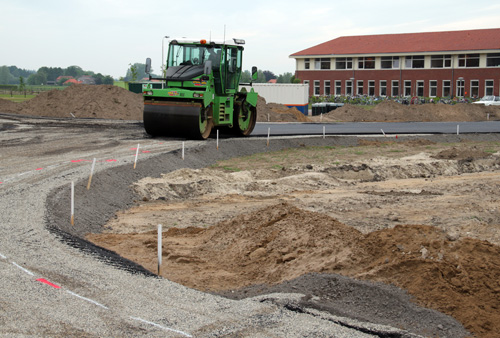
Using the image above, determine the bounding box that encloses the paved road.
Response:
[253,121,500,136]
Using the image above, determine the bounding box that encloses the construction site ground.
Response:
[2,85,500,337]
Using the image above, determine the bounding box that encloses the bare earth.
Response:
[88,140,500,338]
[3,85,500,337]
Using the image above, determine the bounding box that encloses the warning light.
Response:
[200,39,207,44]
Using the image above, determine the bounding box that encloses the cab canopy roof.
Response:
[170,38,245,47]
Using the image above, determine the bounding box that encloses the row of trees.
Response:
[0,65,114,86]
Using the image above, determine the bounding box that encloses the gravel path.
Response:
[0,113,469,337]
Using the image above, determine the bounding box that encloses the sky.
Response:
[2,0,500,79]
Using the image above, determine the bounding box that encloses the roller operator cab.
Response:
[143,38,258,139]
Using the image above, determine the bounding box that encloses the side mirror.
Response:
[145,58,152,74]
[251,66,258,81]
[204,60,212,75]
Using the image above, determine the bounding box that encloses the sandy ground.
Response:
[87,139,500,338]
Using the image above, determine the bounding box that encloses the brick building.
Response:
[290,28,500,98]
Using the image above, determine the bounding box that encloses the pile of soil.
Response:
[0,85,144,120]
[433,146,492,161]
[88,202,500,337]
[256,95,310,122]
[311,100,500,122]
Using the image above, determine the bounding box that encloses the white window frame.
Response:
[381,56,400,69]
[346,80,353,96]
[324,80,331,96]
[430,55,452,68]
[485,80,494,96]
[358,57,375,69]
[335,80,342,96]
[458,54,480,68]
[379,80,387,96]
[456,79,465,97]
[470,80,479,97]
[304,58,310,70]
[357,80,364,95]
[405,55,424,69]
[416,80,424,97]
[368,80,375,96]
[442,80,451,97]
[404,80,412,96]
[335,57,352,70]
[391,80,399,97]
[313,80,320,96]
[429,80,437,97]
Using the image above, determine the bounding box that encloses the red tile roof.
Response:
[290,28,500,57]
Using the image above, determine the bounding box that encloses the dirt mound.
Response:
[88,202,500,337]
[312,100,500,122]
[3,85,144,120]
[433,146,493,160]
[256,95,310,122]
[0,97,20,112]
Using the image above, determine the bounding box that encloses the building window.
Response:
[429,80,437,97]
[486,80,494,95]
[458,54,480,67]
[304,58,310,70]
[443,80,451,97]
[355,80,363,95]
[431,55,452,68]
[368,80,375,96]
[405,55,425,69]
[487,53,500,67]
[346,80,353,95]
[315,58,331,70]
[470,80,479,97]
[335,80,342,95]
[381,56,400,69]
[335,57,352,70]
[380,80,387,96]
[456,79,465,97]
[324,80,331,96]
[314,80,320,96]
[404,80,412,96]
[358,57,375,69]
[392,80,399,96]
[416,81,424,97]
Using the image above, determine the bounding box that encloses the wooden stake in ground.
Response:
[217,130,219,150]
[157,224,162,276]
[133,144,140,169]
[71,181,74,226]
[87,158,96,190]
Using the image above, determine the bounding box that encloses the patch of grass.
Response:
[484,149,497,153]
[0,94,36,102]
[222,166,241,172]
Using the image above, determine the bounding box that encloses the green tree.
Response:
[38,67,63,82]
[240,70,251,83]
[276,72,293,84]
[290,75,301,84]
[27,72,47,85]
[103,75,114,85]
[64,65,84,78]
[254,69,267,83]
[126,63,147,82]
[94,73,104,85]
[0,66,14,85]
[262,70,276,82]
[18,76,26,91]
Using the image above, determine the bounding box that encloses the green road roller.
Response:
[143,38,258,139]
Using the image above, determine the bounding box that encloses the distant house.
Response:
[77,75,96,85]
[56,75,74,83]
[64,78,82,85]
[268,79,277,84]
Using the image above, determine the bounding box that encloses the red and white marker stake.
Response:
[182,142,185,160]
[267,127,270,147]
